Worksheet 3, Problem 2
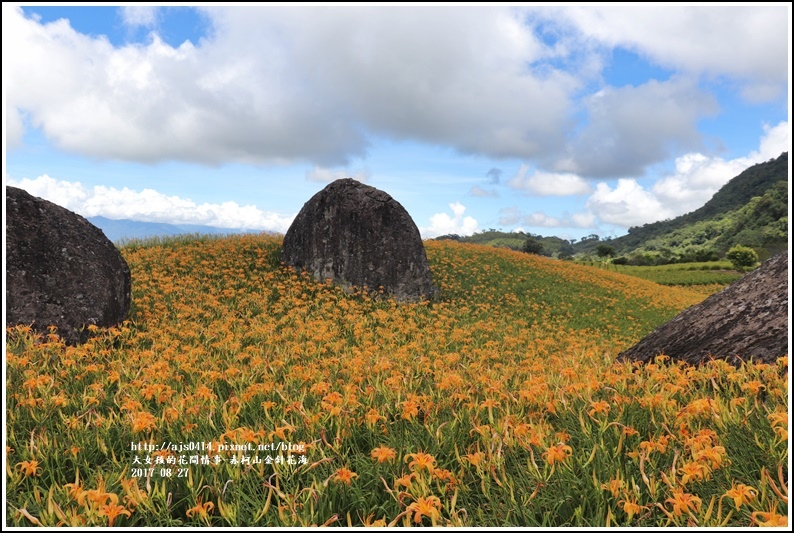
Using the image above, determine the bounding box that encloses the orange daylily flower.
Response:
[405,452,436,473]
[332,467,358,485]
[665,489,702,517]
[186,499,215,520]
[370,446,397,463]
[99,504,132,526]
[725,483,757,510]
[16,460,42,477]
[408,495,442,524]
[542,443,572,466]
[618,498,647,522]
[751,510,787,527]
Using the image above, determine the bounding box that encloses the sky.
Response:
[3,4,791,241]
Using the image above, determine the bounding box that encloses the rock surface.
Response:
[618,251,789,366]
[6,186,131,345]
[281,179,438,301]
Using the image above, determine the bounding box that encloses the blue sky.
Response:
[4,4,791,240]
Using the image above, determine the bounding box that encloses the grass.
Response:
[576,260,744,293]
[5,234,788,526]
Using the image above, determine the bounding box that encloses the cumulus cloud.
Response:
[651,154,751,213]
[507,164,592,195]
[306,167,371,183]
[586,179,676,228]
[748,120,790,163]
[6,5,787,179]
[556,78,718,179]
[584,119,790,228]
[6,175,295,233]
[554,6,789,100]
[499,206,594,229]
[421,202,478,238]
[120,6,159,29]
[6,5,573,166]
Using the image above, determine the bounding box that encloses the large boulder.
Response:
[618,251,788,366]
[6,186,131,345]
[281,179,438,301]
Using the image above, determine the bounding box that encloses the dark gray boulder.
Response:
[6,186,131,345]
[618,251,788,366]
[281,179,438,301]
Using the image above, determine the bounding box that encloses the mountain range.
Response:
[87,216,264,243]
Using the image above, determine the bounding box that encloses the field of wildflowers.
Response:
[5,234,788,526]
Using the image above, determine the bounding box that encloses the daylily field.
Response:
[5,234,789,526]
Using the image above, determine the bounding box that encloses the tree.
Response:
[725,245,758,271]
[595,244,616,258]
[522,237,545,255]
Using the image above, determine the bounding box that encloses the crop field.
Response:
[5,234,788,526]
[577,261,744,295]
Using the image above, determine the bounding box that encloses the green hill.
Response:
[457,153,788,265]
[578,152,788,263]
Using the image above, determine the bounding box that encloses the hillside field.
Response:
[5,234,788,526]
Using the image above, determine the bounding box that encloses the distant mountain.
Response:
[88,216,266,243]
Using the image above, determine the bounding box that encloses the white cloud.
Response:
[5,5,787,180]
[586,179,675,228]
[499,206,595,229]
[554,6,788,100]
[306,167,371,183]
[5,107,26,149]
[6,175,295,233]
[421,201,478,238]
[584,120,790,229]
[5,5,574,166]
[651,154,750,213]
[749,120,790,164]
[120,6,159,29]
[507,164,591,195]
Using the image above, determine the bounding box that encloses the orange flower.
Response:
[725,483,757,510]
[601,477,624,499]
[408,495,442,524]
[130,411,157,433]
[186,498,215,520]
[395,473,416,488]
[678,461,710,484]
[741,380,765,395]
[588,400,611,417]
[400,400,420,420]
[405,452,436,473]
[371,446,397,463]
[693,445,727,470]
[464,452,486,467]
[64,481,85,502]
[751,510,787,527]
[542,443,572,466]
[365,408,385,425]
[618,498,647,522]
[99,504,132,526]
[333,467,358,485]
[665,489,701,517]
[16,460,42,477]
